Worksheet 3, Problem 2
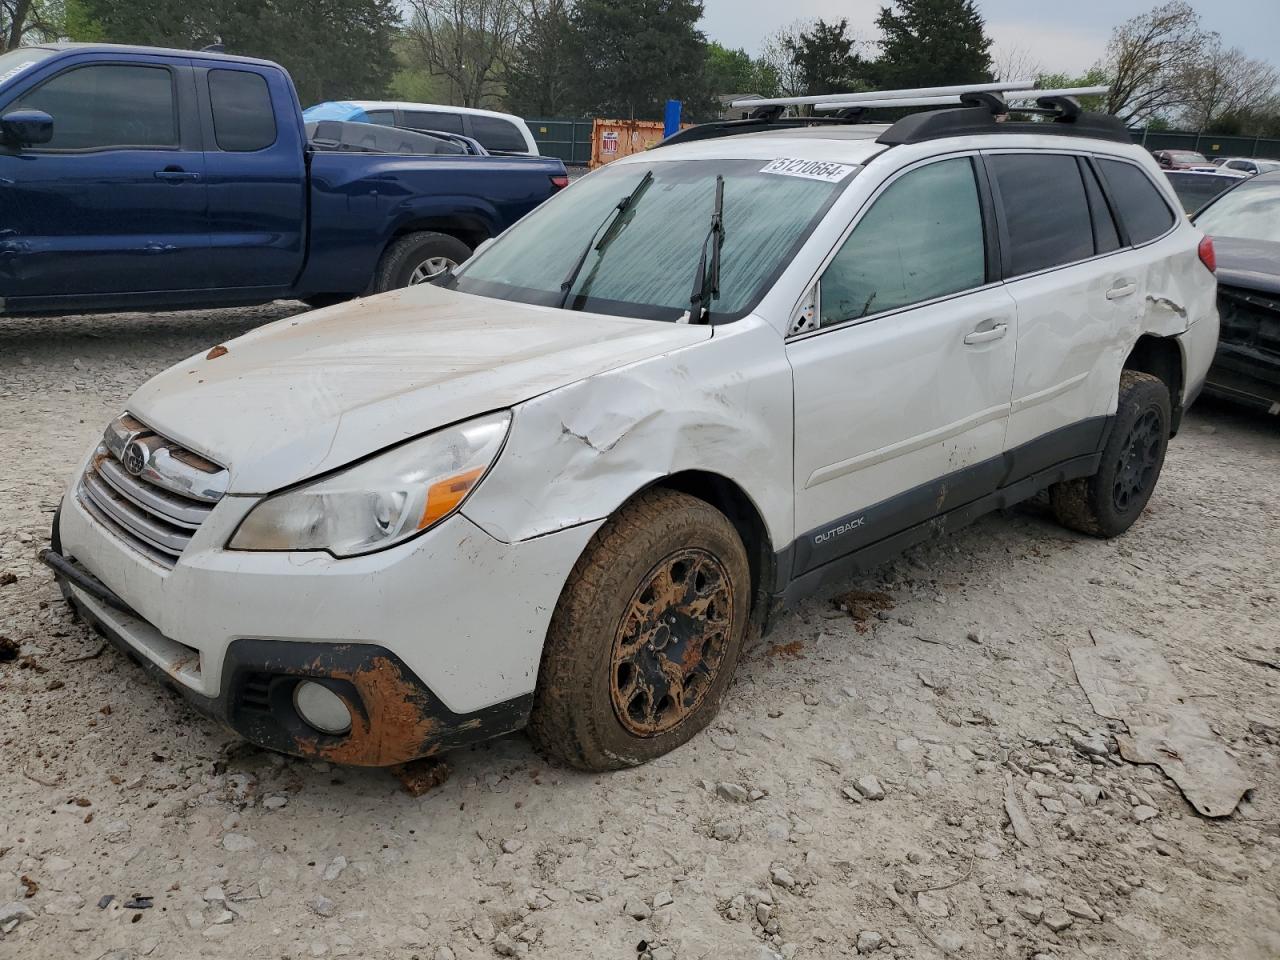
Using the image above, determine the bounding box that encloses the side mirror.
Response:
[1,109,53,146]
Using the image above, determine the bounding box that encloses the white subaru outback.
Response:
[46,88,1219,771]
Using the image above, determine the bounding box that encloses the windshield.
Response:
[1195,177,1280,243]
[448,157,856,322]
[0,47,53,89]
[1171,152,1207,163]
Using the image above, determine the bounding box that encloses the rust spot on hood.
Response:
[297,656,442,767]
[206,344,229,360]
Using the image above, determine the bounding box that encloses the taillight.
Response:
[550,175,570,191]
[1198,235,1216,273]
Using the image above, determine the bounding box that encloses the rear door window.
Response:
[1097,159,1177,244]
[469,115,528,152]
[819,156,986,325]
[402,110,464,134]
[989,153,1094,276]
[13,63,177,149]
[208,69,276,151]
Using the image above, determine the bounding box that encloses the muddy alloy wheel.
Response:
[1112,409,1162,513]
[528,488,751,771]
[610,548,733,737]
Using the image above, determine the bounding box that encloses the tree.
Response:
[405,0,524,108]
[1178,40,1280,131]
[70,0,401,103]
[874,0,992,89]
[504,0,577,116]
[1099,1,1212,124]
[786,18,866,97]
[1035,68,1110,113]
[704,41,777,99]
[568,0,708,119]
[3,0,65,49]
[991,44,1041,85]
[758,20,809,98]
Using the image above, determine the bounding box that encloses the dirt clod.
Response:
[391,757,451,797]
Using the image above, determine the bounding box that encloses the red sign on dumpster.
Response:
[601,131,619,155]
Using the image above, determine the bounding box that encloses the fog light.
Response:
[293,681,352,735]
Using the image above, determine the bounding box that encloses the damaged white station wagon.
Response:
[46,83,1219,771]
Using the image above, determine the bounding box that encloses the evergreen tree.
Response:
[505,0,577,116]
[874,0,992,88]
[568,0,708,119]
[786,18,866,97]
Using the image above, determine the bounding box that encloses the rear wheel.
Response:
[528,489,751,771]
[373,231,472,293]
[1050,370,1171,538]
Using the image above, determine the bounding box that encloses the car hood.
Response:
[128,285,712,494]
[1210,236,1280,296]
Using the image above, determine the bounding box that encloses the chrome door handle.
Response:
[1106,281,1137,300]
[964,322,1007,345]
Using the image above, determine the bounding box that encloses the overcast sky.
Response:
[699,1,1279,76]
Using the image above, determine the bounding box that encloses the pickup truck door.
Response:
[786,155,1017,581]
[0,57,209,303]
[195,64,306,290]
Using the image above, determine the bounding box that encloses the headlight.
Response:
[228,412,510,557]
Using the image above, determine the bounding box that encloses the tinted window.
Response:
[1224,160,1249,172]
[402,110,463,134]
[470,114,527,152]
[13,64,176,149]
[1165,172,1238,214]
[1081,161,1121,254]
[1098,159,1177,244]
[990,154,1094,276]
[819,157,985,325]
[364,110,394,125]
[209,69,276,151]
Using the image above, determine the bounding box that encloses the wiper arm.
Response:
[559,170,654,310]
[688,175,726,325]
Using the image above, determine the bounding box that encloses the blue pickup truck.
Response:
[0,43,568,315]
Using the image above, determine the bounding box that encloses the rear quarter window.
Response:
[402,110,464,134]
[209,69,276,151]
[469,115,528,152]
[1099,159,1177,243]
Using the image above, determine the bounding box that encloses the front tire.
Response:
[1050,370,1171,538]
[373,231,472,293]
[528,489,751,771]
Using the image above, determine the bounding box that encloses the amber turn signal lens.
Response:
[418,467,485,529]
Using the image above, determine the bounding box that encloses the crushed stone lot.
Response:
[1,305,1278,960]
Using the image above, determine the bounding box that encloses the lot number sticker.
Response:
[761,158,856,182]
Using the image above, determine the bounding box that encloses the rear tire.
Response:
[373,231,472,292]
[1050,370,1171,538]
[528,489,751,771]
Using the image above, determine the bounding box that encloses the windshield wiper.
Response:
[559,170,654,310]
[688,175,726,324]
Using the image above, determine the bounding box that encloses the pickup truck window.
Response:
[209,69,276,152]
[12,64,176,150]
[451,158,851,322]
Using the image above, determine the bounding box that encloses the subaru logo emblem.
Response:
[123,441,149,476]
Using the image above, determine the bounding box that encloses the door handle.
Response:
[154,167,201,182]
[964,322,1008,345]
[1106,280,1137,300]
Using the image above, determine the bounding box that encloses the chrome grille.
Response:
[78,414,228,568]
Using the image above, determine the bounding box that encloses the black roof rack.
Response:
[659,82,1132,150]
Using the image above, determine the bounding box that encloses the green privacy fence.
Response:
[1129,130,1280,159]
[527,118,595,165]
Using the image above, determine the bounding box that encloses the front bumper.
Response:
[50,478,599,766]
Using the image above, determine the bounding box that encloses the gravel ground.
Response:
[1,305,1278,960]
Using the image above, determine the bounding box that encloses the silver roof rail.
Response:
[731,80,1037,110]
[813,86,1110,113]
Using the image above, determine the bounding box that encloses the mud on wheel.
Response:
[528,489,751,771]
[1050,369,1172,538]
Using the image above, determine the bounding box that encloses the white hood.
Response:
[128,285,711,493]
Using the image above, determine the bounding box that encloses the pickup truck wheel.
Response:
[1049,370,1171,538]
[374,231,472,292]
[528,489,751,771]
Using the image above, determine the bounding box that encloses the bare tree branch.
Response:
[405,0,525,108]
